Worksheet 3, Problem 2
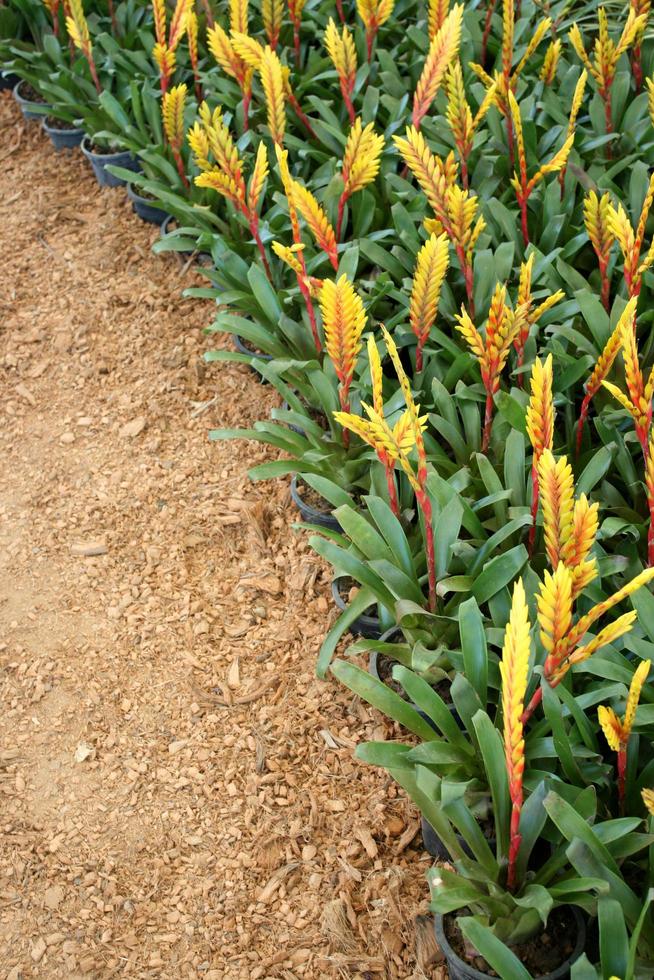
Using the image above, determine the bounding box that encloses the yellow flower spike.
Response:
[428,0,450,39]
[599,658,651,810]
[568,611,638,670]
[207,24,254,126]
[152,0,166,47]
[290,181,338,270]
[357,0,394,61]
[500,0,514,87]
[538,450,574,570]
[569,567,654,650]
[66,0,101,92]
[231,30,265,67]
[247,141,269,213]
[185,10,201,101]
[337,119,385,239]
[514,18,553,80]
[167,0,191,52]
[445,62,497,188]
[569,8,646,152]
[512,255,564,372]
[367,335,384,416]
[412,4,463,129]
[319,275,368,415]
[409,232,450,372]
[394,127,478,313]
[643,788,654,814]
[601,316,652,453]
[287,0,307,64]
[325,18,358,124]
[229,0,248,35]
[526,354,555,556]
[540,39,561,85]
[272,241,305,277]
[260,45,286,144]
[536,564,574,673]
[500,578,531,891]
[584,190,615,310]
[162,83,187,149]
[647,77,654,127]
[262,0,284,49]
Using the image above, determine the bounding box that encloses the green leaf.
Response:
[458,597,488,705]
[331,660,439,740]
[598,897,629,980]
[472,546,528,605]
[458,919,533,980]
[471,710,509,860]
[315,588,376,678]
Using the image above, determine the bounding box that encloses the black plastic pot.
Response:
[0,72,20,92]
[81,137,140,187]
[126,183,168,224]
[421,816,496,861]
[233,333,272,378]
[433,909,586,980]
[291,474,341,532]
[42,119,84,152]
[159,215,212,266]
[13,80,48,121]
[332,575,382,639]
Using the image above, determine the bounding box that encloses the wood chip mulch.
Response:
[0,93,446,979]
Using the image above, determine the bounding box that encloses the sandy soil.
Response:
[0,95,444,979]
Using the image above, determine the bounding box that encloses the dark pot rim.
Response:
[332,575,381,630]
[433,908,586,980]
[42,118,84,136]
[233,333,273,361]
[80,134,133,160]
[13,79,48,108]
[126,182,165,208]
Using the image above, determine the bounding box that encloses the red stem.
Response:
[617,747,626,814]
[293,20,301,67]
[200,0,214,27]
[507,805,521,891]
[243,88,251,133]
[576,395,590,458]
[521,685,543,725]
[519,192,529,246]
[460,155,469,190]
[416,339,424,373]
[632,47,643,92]
[172,147,189,188]
[506,106,515,169]
[336,0,345,22]
[343,87,355,125]
[603,86,613,158]
[249,217,272,282]
[480,0,497,68]
[648,497,654,567]
[600,256,610,311]
[419,493,437,612]
[482,391,494,452]
[366,26,375,63]
[384,463,400,517]
[107,0,118,34]
[288,90,317,140]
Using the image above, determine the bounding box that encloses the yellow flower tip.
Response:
[642,788,654,815]
[598,704,623,752]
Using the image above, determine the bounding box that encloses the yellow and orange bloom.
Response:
[66,0,101,92]
[540,39,561,85]
[512,255,564,375]
[394,128,483,314]
[287,0,306,64]
[186,10,202,102]
[152,0,191,93]
[444,61,497,188]
[336,119,384,240]
[455,284,519,450]
[190,103,271,278]
[325,19,357,124]
[259,45,286,144]
[412,4,463,129]
[320,275,367,427]
[602,316,654,454]
[570,8,646,152]
[584,191,615,310]
[290,182,339,270]
[526,355,554,555]
[409,233,449,372]
[608,174,654,296]
[599,658,651,809]
[262,0,284,48]
[162,83,189,187]
[500,579,531,891]
[356,0,394,61]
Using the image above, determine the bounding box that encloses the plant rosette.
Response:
[13,79,49,120]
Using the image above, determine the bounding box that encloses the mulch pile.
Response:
[0,94,445,978]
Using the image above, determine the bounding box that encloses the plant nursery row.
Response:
[5,0,654,974]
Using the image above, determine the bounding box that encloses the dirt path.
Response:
[0,96,439,979]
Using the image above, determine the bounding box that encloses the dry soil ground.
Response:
[0,94,445,979]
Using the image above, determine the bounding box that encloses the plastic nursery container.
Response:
[291,474,341,532]
[0,72,20,92]
[13,80,48,121]
[159,215,212,266]
[332,575,382,639]
[433,908,586,980]
[232,333,272,380]
[42,118,84,152]
[126,183,167,224]
[81,137,140,188]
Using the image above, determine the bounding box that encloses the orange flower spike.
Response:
[167,0,191,52]
[584,191,615,310]
[644,788,654,814]
[152,0,166,46]
[358,336,402,515]
[537,450,574,571]
[356,0,394,61]
[207,24,253,128]
[276,147,320,348]
[570,8,646,152]
[429,0,450,38]
[319,275,367,422]
[325,19,357,124]
[337,119,384,240]
[455,285,518,450]
[599,658,651,810]
[559,70,587,192]
[262,0,284,49]
[500,578,531,892]
[602,321,652,454]
[567,567,654,652]
[290,182,339,270]
[540,40,561,85]
[247,141,269,214]
[537,563,574,683]
[512,255,564,374]
[526,355,554,555]
[562,495,599,598]
[287,0,307,64]
[412,4,463,129]
[260,46,286,145]
[66,0,101,92]
[577,297,637,455]
[42,0,61,34]
[162,83,189,187]
[630,0,650,89]
[185,10,202,102]
[445,61,497,187]
[409,233,450,372]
